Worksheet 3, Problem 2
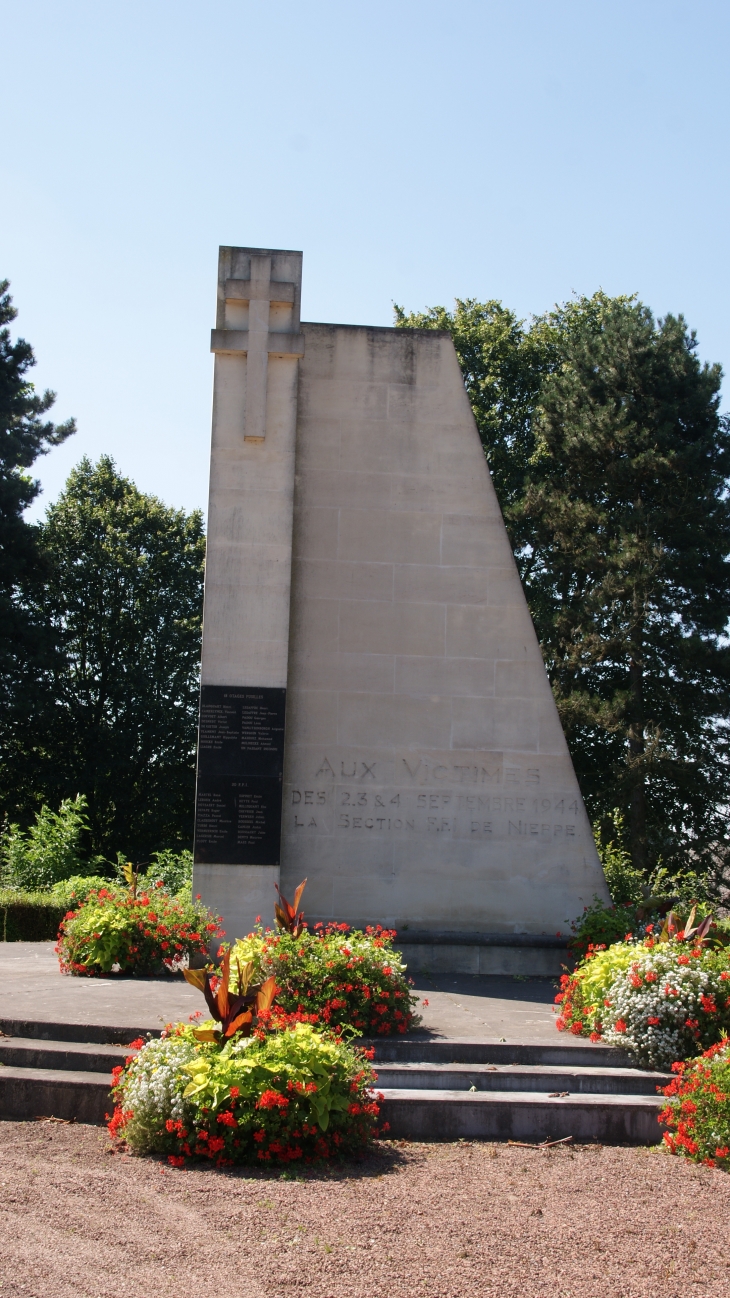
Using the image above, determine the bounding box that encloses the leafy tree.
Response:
[0,280,75,786]
[396,293,730,892]
[15,456,205,861]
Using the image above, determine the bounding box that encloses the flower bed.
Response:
[659,1039,730,1168]
[556,912,730,1069]
[230,922,419,1036]
[56,883,223,975]
[109,1022,383,1166]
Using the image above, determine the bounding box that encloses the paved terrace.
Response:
[0,942,579,1044]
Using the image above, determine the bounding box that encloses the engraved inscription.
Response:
[284,754,587,849]
[194,685,286,865]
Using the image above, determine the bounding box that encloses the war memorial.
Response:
[192,246,609,972]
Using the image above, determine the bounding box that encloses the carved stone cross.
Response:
[210,252,304,441]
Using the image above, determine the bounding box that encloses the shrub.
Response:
[108,1022,383,1166]
[131,849,193,897]
[659,1039,730,1168]
[56,883,223,975]
[594,810,646,905]
[0,890,68,941]
[230,923,419,1036]
[0,796,94,890]
[568,897,650,960]
[51,875,120,907]
[557,912,730,1069]
[567,895,723,961]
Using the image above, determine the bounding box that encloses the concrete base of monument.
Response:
[396,933,570,977]
[192,863,280,942]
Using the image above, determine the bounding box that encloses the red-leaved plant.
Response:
[274,879,307,937]
[183,948,277,1042]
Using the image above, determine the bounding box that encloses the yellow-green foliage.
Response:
[573,942,640,1015]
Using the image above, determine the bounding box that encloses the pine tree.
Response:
[516,293,730,884]
[397,291,730,892]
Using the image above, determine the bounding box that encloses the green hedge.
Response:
[0,891,68,942]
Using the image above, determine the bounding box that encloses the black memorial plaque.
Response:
[193,686,286,865]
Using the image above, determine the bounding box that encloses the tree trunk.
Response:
[628,655,647,873]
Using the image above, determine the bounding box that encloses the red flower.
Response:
[257,1089,289,1110]
[614,1019,627,1033]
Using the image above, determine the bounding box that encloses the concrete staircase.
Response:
[0,1019,142,1125]
[0,1020,668,1144]
[373,1039,668,1144]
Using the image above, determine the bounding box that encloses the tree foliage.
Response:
[0,280,75,752]
[393,299,553,516]
[396,292,730,892]
[8,457,205,861]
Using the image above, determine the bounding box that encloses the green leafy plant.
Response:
[143,849,193,897]
[660,1038,730,1168]
[0,795,92,890]
[108,1022,384,1167]
[55,883,223,975]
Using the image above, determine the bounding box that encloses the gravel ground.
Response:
[1,1123,728,1298]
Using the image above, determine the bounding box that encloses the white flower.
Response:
[598,945,729,1068]
[164,952,189,973]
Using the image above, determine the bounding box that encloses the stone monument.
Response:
[193,245,609,973]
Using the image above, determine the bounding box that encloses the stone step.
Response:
[0,1066,112,1125]
[378,1088,665,1145]
[0,1036,131,1073]
[2,1023,632,1069]
[375,1062,668,1096]
[0,1018,155,1046]
[368,1038,636,1068]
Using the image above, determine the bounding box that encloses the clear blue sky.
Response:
[3,0,728,520]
